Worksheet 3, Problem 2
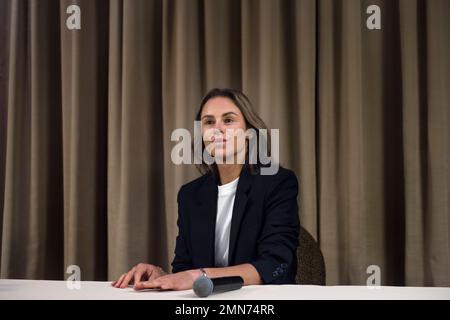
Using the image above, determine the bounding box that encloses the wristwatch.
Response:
[199,268,208,277]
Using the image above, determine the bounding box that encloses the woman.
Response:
[112,88,300,291]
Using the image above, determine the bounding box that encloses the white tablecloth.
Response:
[0,279,449,300]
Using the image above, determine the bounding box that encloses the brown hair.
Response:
[194,88,271,175]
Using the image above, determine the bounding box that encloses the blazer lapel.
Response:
[228,166,253,264]
[194,173,218,267]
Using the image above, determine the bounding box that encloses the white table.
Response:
[1,279,449,300]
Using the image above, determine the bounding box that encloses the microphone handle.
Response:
[212,276,244,293]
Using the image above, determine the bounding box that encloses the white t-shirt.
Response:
[214,177,239,267]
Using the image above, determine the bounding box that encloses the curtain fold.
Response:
[1,0,449,286]
[59,0,108,280]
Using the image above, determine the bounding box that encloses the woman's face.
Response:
[200,97,247,163]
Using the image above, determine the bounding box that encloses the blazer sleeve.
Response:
[249,170,300,284]
[171,186,194,273]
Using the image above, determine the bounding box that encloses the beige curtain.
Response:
[1,0,449,286]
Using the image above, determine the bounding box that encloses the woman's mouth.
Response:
[212,136,227,143]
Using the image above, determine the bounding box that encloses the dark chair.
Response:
[296,226,326,285]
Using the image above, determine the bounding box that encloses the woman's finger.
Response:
[111,276,119,287]
[133,265,149,285]
[113,273,126,288]
[134,279,161,290]
[147,267,165,282]
[120,268,136,288]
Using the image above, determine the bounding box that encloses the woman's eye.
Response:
[203,120,213,125]
[224,118,234,124]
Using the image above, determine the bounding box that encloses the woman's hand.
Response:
[133,269,202,291]
[112,263,167,288]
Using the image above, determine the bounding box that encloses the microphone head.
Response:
[193,275,213,298]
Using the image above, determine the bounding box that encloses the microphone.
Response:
[193,275,244,297]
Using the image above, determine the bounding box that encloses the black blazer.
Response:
[171,165,300,284]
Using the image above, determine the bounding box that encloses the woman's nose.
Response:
[213,121,225,133]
